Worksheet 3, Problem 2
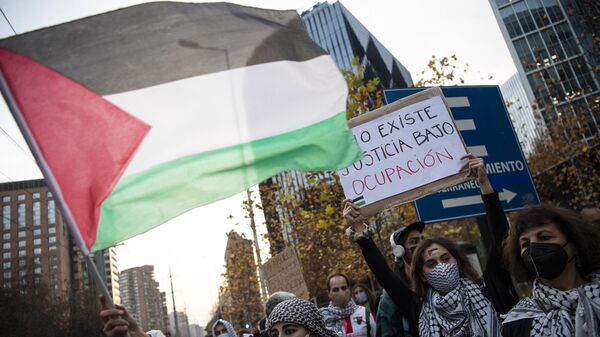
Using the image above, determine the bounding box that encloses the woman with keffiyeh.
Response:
[343,154,519,337]
[501,204,600,337]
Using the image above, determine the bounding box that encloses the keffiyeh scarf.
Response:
[320,300,359,335]
[419,279,501,337]
[502,273,600,337]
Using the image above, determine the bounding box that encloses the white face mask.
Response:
[355,291,368,304]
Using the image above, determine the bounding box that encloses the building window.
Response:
[32,192,40,199]
[3,261,10,269]
[526,0,550,28]
[17,203,25,227]
[48,227,56,234]
[2,205,10,231]
[19,259,26,267]
[2,252,10,259]
[3,271,11,278]
[33,238,41,246]
[34,248,42,255]
[18,240,26,248]
[514,37,535,71]
[18,250,26,257]
[34,267,41,274]
[48,246,56,251]
[2,242,9,249]
[33,229,41,236]
[1,196,9,203]
[527,32,550,67]
[17,194,25,201]
[34,257,40,265]
[19,270,26,277]
[33,201,40,226]
[542,0,564,23]
[47,191,53,199]
[513,1,536,34]
[48,200,55,224]
[2,233,9,241]
[500,5,522,38]
[554,23,579,58]
[48,236,56,244]
[540,27,564,63]
[18,231,25,238]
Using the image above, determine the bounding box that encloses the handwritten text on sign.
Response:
[338,96,467,206]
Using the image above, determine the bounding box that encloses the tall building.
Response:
[120,265,169,332]
[94,247,121,304]
[0,179,86,297]
[169,311,190,337]
[260,1,413,253]
[301,1,412,87]
[501,73,543,156]
[489,0,600,138]
[220,231,263,329]
[189,324,205,337]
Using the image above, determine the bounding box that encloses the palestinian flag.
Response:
[0,2,361,252]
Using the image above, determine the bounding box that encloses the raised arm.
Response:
[343,200,419,316]
[460,154,518,314]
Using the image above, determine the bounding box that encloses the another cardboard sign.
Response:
[261,246,309,299]
[338,87,469,216]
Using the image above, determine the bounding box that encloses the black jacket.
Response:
[356,191,519,336]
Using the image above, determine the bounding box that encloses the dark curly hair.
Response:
[503,204,600,282]
[410,237,480,298]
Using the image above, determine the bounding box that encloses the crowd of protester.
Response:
[101,155,600,337]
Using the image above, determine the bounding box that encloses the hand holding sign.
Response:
[342,198,366,232]
[460,154,493,195]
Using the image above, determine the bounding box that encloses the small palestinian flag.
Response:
[353,196,366,207]
[0,2,361,251]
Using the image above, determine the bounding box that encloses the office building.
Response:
[260,1,413,253]
[169,311,190,337]
[120,265,169,331]
[94,246,121,304]
[189,324,205,337]
[489,0,600,138]
[0,179,90,297]
[501,73,543,156]
[302,1,412,87]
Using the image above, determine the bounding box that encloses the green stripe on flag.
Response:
[92,112,361,251]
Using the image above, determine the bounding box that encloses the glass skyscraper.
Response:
[301,1,412,89]
[260,1,413,253]
[501,73,543,156]
[489,0,600,139]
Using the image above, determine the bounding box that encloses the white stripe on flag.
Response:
[105,55,346,175]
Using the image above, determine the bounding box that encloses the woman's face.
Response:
[518,222,572,255]
[269,323,309,337]
[353,286,365,299]
[421,243,457,275]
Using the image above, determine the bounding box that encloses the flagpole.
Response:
[0,71,117,308]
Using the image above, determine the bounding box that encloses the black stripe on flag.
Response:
[0,2,326,96]
[353,196,366,207]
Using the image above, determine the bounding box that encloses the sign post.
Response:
[384,86,540,223]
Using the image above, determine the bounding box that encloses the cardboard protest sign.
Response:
[338,87,469,216]
[261,246,309,299]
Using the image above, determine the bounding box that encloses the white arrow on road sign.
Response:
[441,189,517,208]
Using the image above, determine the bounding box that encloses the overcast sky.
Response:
[0,0,517,326]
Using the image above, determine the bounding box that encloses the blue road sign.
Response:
[384,86,540,223]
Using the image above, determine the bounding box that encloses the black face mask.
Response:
[522,241,572,280]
